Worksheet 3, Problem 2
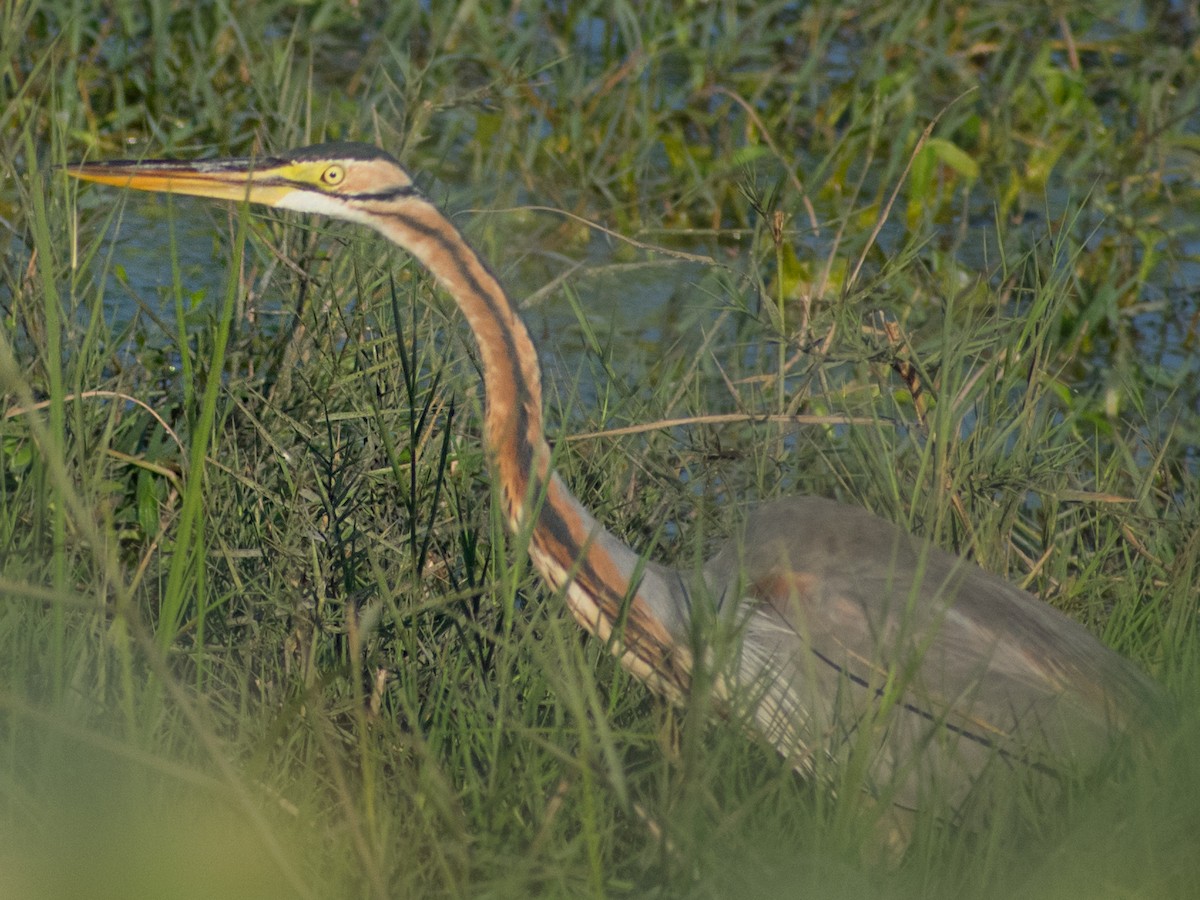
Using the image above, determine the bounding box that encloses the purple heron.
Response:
[69,143,1162,824]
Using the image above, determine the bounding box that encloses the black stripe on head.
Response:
[71,156,292,173]
[70,143,402,175]
[288,142,401,165]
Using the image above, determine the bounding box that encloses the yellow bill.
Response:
[67,156,299,207]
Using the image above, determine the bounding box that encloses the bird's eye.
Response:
[322,164,346,187]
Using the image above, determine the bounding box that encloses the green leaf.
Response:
[925,137,979,179]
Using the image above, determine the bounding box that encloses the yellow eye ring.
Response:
[322,164,346,187]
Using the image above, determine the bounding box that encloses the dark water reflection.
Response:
[81,174,1199,481]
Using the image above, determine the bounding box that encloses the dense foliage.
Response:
[2,3,1198,897]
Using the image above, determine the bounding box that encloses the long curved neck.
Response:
[367,197,693,697]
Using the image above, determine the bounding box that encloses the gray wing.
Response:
[702,496,1162,818]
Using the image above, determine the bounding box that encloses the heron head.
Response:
[68,141,420,225]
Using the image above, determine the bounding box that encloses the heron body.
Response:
[69,142,1162,823]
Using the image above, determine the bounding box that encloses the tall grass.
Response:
[2,2,1199,897]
